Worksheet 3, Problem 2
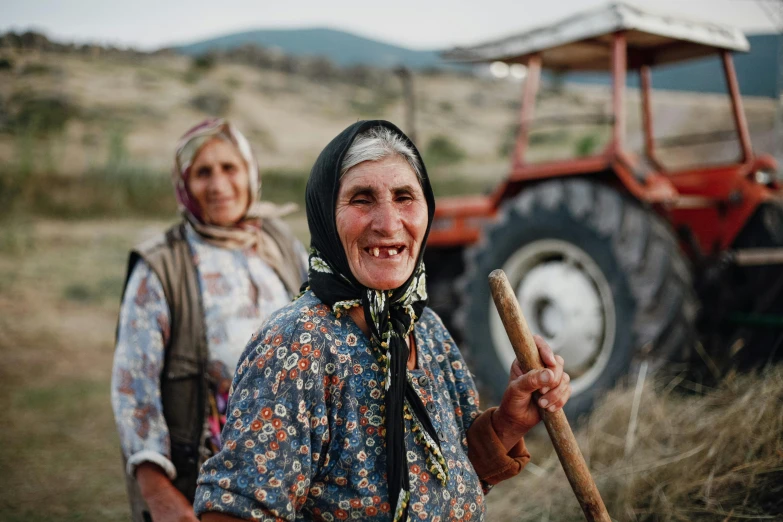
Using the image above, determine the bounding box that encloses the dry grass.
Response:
[488,367,783,521]
[1,218,781,521]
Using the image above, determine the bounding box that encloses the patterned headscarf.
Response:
[304,120,447,521]
[173,118,301,295]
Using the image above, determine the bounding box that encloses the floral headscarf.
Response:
[173,118,301,296]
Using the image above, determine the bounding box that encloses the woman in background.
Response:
[111,119,307,522]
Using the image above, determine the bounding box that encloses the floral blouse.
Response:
[194,290,488,522]
[111,223,307,479]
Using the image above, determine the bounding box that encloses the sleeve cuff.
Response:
[126,450,178,481]
[466,407,531,485]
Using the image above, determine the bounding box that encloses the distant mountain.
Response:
[177,28,779,98]
[176,27,444,69]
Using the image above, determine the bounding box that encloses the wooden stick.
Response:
[489,269,611,522]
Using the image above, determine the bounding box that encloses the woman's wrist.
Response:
[491,407,531,452]
[136,462,186,506]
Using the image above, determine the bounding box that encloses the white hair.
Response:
[340,126,423,180]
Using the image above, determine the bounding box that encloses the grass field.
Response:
[2,217,781,521]
[0,218,158,520]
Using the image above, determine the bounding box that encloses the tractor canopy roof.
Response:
[443,2,749,71]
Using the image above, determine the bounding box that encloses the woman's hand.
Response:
[136,462,199,522]
[491,335,572,451]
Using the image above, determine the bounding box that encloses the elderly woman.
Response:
[195,120,571,521]
[111,119,308,522]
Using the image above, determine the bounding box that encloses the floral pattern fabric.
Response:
[194,290,487,522]
[111,223,307,477]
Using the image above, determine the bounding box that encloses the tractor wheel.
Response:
[456,178,699,419]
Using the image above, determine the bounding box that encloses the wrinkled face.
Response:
[186,138,251,227]
[335,155,428,291]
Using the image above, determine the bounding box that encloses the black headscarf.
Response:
[304,120,447,520]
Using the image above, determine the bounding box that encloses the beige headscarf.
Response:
[173,118,302,296]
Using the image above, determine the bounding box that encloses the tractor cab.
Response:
[434,1,778,253]
[426,3,783,418]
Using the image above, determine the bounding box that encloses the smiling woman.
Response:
[110,119,308,522]
[195,120,572,522]
[186,138,251,227]
[335,139,428,290]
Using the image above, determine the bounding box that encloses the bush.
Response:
[498,123,571,157]
[574,132,602,157]
[438,101,454,113]
[23,167,176,219]
[20,62,57,75]
[10,92,75,136]
[192,53,216,71]
[224,75,242,89]
[306,56,337,82]
[8,166,312,220]
[63,277,123,303]
[0,217,34,258]
[260,168,309,207]
[348,86,399,117]
[183,68,201,84]
[424,135,466,167]
[190,91,232,115]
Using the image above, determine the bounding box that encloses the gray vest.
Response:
[119,222,209,522]
[118,219,304,521]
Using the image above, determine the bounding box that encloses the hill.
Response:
[176,27,442,69]
[177,27,780,98]
[0,33,777,221]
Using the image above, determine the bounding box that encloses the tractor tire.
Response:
[456,178,699,419]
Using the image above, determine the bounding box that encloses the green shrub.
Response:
[260,168,309,206]
[24,167,176,219]
[190,91,232,115]
[574,133,602,157]
[63,277,123,303]
[224,75,242,89]
[498,123,519,157]
[0,217,34,257]
[8,166,312,220]
[20,62,57,75]
[438,101,454,113]
[183,68,201,84]
[192,54,216,71]
[498,123,570,157]
[10,93,75,136]
[424,135,466,167]
[348,88,398,117]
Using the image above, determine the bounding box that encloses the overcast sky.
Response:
[2,0,781,51]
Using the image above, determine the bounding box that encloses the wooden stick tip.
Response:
[488,269,506,283]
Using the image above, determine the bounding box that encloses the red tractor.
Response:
[424,3,783,418]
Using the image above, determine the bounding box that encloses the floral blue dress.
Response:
[194,290,487,522]
[111,223,307,479]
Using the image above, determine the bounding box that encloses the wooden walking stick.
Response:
[489,269,611,522]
